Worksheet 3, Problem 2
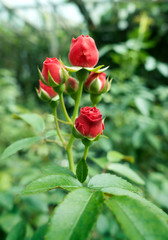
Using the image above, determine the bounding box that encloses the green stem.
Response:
[83,145,90,160]
[59,93,72,123]
[72,81,84,122]
[53,107,66,148]
[67,134,75,173]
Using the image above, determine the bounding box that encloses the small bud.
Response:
[37,80,59,103]
[65,77,79,95]
[85,72,107,94]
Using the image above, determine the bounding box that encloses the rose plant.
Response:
[1,35,168,240]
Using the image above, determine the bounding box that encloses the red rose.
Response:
[42,57,62,84]
[38,80,58,99]
[65,77,78,95]
[75,107,104,138]
[68,35,99,67]
[85,72,107,94]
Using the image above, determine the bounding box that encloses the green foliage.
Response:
[1,1,168,239]
[108,163,144,185]
[1,137,43,160]
[22,175,82,195]
[105,194,168,240]
[45,188,103,240]
[6,222,26,240]
[88,174,140,195]
[13,113,45,133]
[76,158,88,183]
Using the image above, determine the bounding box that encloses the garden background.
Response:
[0,0,168,239]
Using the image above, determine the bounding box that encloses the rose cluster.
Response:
[37,35,111,139]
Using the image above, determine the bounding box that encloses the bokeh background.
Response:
[0,0,168,239]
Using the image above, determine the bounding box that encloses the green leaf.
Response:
[13,113,45,133]
[1,137,43,160]
[107,151,134,163]
[76,158,88,183]
[6,221,26,240]
[107,151,124,163]
[41,164,75,178]
[31,224,47,240]
[22,175,82,195]
[108,163,145,185]
[134,97,149,116]
[45,188,103,240]
[91,157,108,169]
[105,194,168,240]
[88,174,141,195]
[45,130,57,138]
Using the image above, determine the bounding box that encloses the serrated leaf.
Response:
[6,221,26,240]
[1,137,43,160]
[108,163,145,185]
[76,158,88,183]
[13,113,45,133]
[88,174,140,195]
[45,188,103,240]
[105,194,168,240]
[41,164,75,177]
[22,175,82,195]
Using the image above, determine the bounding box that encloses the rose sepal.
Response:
[37,67,48,86]
[65,65,109,73]
[72,126,84,139]
[48,71,60,88]
[36,87,59,104]
[82,132,102,147]
[53,84,65,94]
[36,87,51,102]
[60,65,69,84]
[101,77,113,93]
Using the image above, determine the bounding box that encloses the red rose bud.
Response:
[85,72,108,94]
[65,77,78,95]
[74,107,104,139]
[37,80,58,102]
[68,35,99,67]
[41,57,69,87]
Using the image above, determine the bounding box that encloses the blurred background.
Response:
[0,0,168,239]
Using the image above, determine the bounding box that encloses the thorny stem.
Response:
[71,81,84,123]
[67,134,75,173]
[53,107,67,149]
[59,93,72,123]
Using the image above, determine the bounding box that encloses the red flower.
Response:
[85,72,107,94]
[42,57,61,84]
[38,80,57,99]
[68,35,99,67]
[75,107,104,138]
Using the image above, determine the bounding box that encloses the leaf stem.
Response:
[59,93,72,123]
[53,107,67,149]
